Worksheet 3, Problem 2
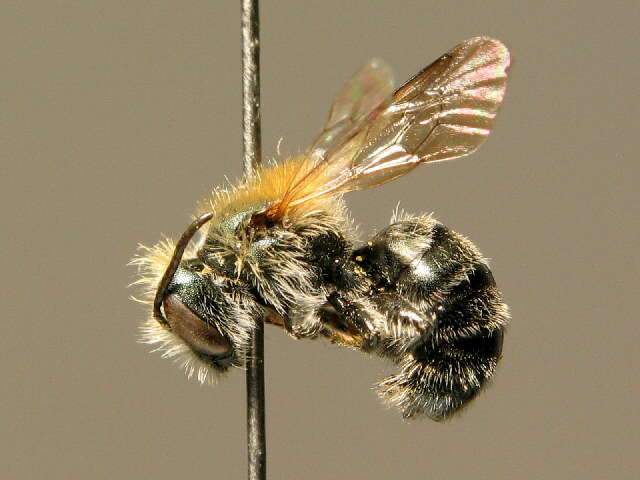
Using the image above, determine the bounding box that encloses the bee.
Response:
[132,37,510,420]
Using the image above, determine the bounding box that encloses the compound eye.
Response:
[163,294,232,358]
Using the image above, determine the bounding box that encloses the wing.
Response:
[269,37,510,216]
[308,58,395,162]
[267,59,394,216]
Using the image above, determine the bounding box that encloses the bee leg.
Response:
[281,295,327,340]
[324,292,381,350]
[369,292,436,357]
[282,312,321,339]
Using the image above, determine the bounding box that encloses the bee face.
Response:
[162,265,233,360]
[132,214,262,383]
[134,37,510,419]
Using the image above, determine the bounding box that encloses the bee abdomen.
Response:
[399,270,506,419]
[362,216,508,420]
[396,222,486,304]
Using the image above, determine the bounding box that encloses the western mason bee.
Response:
[132,37,510,420]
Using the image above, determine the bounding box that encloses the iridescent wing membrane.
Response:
[269,37,510,217]
[308,58,395,163]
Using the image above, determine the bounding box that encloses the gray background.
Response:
[2,1,638,479]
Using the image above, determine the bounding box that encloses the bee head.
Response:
[160,262,232,359]
[152,213,233,362]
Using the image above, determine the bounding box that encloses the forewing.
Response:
[290,37,510,206]
[267,59,394,218]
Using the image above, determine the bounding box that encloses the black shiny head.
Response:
[153,213,213,327]
[151,213,233,360]
[151,204,285,351]
[161,264,233,358]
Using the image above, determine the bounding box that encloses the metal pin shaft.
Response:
[241,1,265,479]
